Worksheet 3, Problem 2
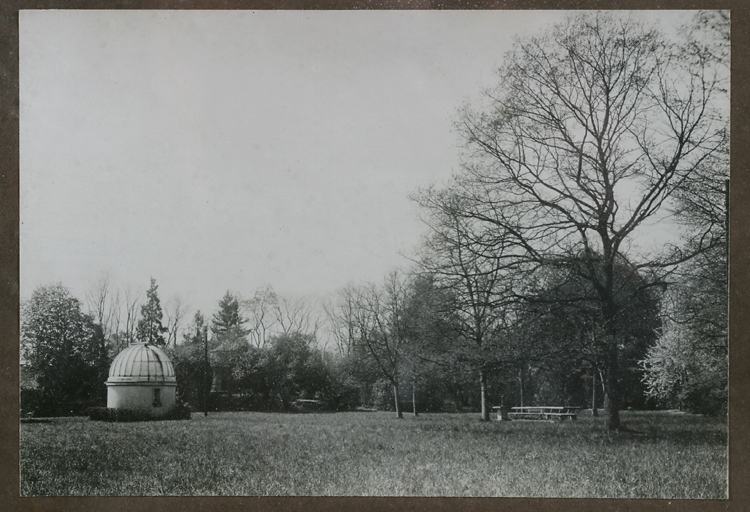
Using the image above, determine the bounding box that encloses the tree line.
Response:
[20,12,728,429]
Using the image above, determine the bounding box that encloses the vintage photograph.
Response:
[19,9,728,497]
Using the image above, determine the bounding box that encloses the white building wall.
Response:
[107,383,176,417]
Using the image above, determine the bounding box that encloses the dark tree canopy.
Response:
[21,284,109,415]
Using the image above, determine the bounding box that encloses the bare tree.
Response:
[109,288,122,350]
[443,13,726,430]
[123,286,140,346]
[165,296,187,348]
[324,285,359,358]
[243,285,278,349]
[351,272,411,419]
[415,192,518,421]
[86,275,115,338]
[273,294,320,339]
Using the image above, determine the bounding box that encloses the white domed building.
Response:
[106,343,177,418]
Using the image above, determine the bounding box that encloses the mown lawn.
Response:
[20,410,726,498]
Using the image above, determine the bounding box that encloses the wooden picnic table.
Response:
[501,405,580,421]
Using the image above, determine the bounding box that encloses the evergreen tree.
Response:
[136,277,167,345]
[210,292,250,394]
[211,291,248,342]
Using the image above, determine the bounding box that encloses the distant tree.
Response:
[401,273,461,416]
[414,191,519,421]
[259,332,329,410]
[183,310,207,345]
[210,291,251,394]
[21,284,109,415]
[165,296,186,348]
[212,291,248,341]
[273,295,321,339]
[350,272,412,419]
[85,275,115,340]
[136,278,167,345]
[121,285,141,346]
[324,285,359,358]
[243,286,278,349]
[174,311,211,407]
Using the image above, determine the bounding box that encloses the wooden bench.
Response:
[506,406,579,421]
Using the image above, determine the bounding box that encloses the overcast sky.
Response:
[20,10,694,317]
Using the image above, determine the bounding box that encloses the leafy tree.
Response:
[641,304,726,416]
[21,284,109,415]
[259,332,329,410]
[641,230,727,415]
[136,277,167,345]
[517,257,660,410]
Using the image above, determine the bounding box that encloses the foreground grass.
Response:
[20,410,726,497]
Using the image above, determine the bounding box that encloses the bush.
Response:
[23,389,104,417]
[172,401,192,420]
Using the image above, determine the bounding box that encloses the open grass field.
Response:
[20,410,726,498]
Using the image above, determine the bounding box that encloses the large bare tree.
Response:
[441,13,725,430]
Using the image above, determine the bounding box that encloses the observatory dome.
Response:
[107,342,176,384]
[105,343,177,416]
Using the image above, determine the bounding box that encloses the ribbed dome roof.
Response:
[107,343,176,384]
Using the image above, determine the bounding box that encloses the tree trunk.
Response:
[479,369,489,421]
[393,382,403,419]
[519,366,525,407]
[412,379,418,417]
[605,333,621,430]
[591,366,598,417]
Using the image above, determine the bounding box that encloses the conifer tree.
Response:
[211,291,248,342]
[136,277,167,345]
